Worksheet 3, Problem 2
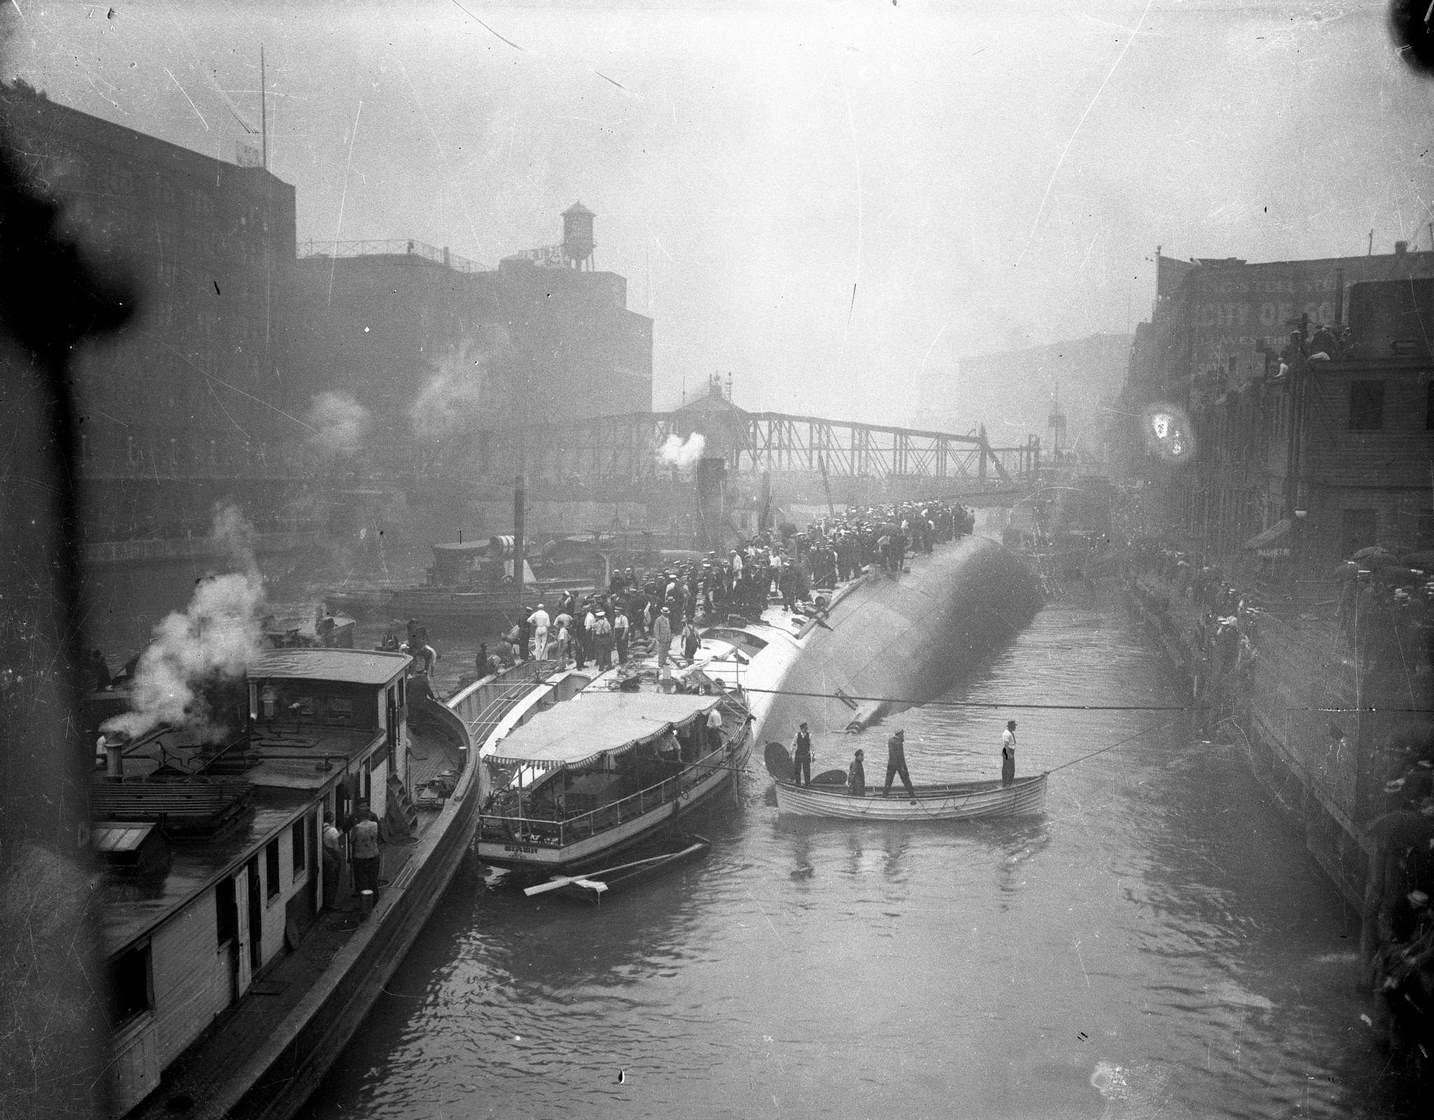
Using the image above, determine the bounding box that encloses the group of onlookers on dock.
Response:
[1125,538,1433,731]
[1123,536,1434,1071]
[1366,760,1434,1074]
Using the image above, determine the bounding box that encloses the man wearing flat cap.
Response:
[792,721,813,786]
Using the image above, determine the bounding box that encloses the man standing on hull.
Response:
[1001,720,1017,786]
[883,728,915,798]
[652,606,673,668]
[527,603,550,661]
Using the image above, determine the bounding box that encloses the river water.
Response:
[290,585,1410,1118]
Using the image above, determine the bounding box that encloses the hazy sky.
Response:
[4,0,1431,430]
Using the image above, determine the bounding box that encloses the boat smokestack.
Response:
[696,456,727,552]
[104,736,125,781]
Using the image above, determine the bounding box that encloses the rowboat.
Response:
[764,741,1048,820]
[773,772,1048,820]
[522,834,711,903]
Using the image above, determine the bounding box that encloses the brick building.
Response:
[292,207,653,480]
[0,80,303,541]
[1120,247,1434,573]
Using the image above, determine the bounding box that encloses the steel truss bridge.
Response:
[480,409,1040,498]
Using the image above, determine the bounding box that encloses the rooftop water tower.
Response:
[562,202,595,270]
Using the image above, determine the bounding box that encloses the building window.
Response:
[292,818,307,877]
[265,838,280,900]
[1348,380,1385,431]
[107,943,153,1025]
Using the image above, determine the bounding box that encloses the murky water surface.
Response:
[277,587,1411,1119]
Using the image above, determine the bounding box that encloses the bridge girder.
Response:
[482,408,1037,492]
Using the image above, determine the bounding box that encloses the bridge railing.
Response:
[476,410,1039,488]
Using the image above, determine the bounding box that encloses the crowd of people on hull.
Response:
[465,498,975,676]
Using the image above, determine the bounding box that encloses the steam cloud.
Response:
[657,432,706,468]
[102,503,267,742]
[306,391,372,458]
[410,352,484,442]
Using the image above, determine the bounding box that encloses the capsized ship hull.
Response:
[758,534,1042,740]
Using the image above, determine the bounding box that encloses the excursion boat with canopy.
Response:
[476,674,751,876]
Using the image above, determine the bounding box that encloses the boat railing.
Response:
[480,730,747,849]
[448,661,551,746]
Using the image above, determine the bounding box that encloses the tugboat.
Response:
[324,535,592,629]
[96,646,551,1120]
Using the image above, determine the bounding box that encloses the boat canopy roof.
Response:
[488,690,724,769]
[247,648,410,686]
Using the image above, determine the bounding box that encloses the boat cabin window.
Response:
[292,817,308,875]
[252,681,378,733]
[702,628,769,659]
[107,943,153,1025]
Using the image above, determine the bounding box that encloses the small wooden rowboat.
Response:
[764,740,1047,821]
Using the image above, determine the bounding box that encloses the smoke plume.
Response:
[306,391,372,458]
[410,349,485,442]
[102,503,266,742]
[658,432,706,467]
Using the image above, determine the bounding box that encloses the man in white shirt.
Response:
[613,609,630,663]
[1001,720,1017,786]
[527,604,550,660]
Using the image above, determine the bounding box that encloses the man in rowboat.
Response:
[883,729,915,798]
[847,749,866,797]
[1001,720,1017,786]
[792,722,813,786]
